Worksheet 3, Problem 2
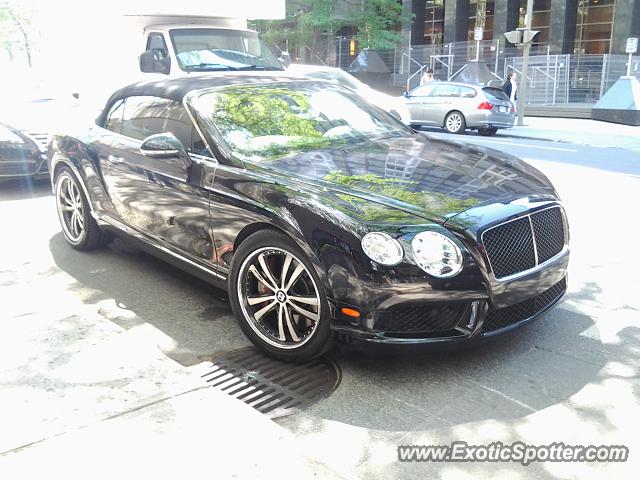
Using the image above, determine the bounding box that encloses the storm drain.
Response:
[201,347,341,419]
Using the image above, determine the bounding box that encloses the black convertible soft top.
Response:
[96,72,315,126]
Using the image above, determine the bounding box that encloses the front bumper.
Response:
[329,246,569,346]
[332,274,567,346]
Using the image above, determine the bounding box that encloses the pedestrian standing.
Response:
[421,67,434,85]
[503,71,518,111]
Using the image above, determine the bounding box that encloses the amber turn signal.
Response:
[341,308,361,318]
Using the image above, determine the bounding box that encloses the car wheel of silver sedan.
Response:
[229,230,332,362]
[54,166,111,250]
[444,111,466,134]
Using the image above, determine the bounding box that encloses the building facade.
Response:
[404,0,640,54]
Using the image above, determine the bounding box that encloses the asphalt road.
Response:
[1,132,639,479]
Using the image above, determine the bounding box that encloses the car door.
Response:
[424,84,460,125]
[404,84,436,123]
[103,95,219,267]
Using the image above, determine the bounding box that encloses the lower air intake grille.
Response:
[482,277,567,334]
[382,303,468,333]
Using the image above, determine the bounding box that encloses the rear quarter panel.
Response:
[48,128,118,219]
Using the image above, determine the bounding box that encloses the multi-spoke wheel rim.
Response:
[446,113,462,132]
[56,175,84,242]
[238,247,321,350]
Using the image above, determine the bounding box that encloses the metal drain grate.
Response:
[201,347,341,419]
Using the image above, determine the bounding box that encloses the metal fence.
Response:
[300,38,640,106]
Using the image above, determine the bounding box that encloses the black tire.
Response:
[478,127,498,136]
[54,166,111,250]
[228,229,332,362]
[444,111,466,134]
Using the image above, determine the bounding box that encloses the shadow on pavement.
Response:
[48,231,614,432]
[48,233,251,367]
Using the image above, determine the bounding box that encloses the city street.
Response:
[1,129,639,479]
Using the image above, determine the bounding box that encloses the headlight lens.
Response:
[361,232,404,266]
[411,231,463,277]
[0,125,24,143]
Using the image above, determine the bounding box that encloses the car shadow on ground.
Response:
[0,178,52,201]
[48,231,620,432]
[48,233,251,367]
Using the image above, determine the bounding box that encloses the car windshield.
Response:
[170,28,282,71]
[193,82,410,162]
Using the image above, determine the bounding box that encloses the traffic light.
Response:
[523,30,540,43]
[504,29,539,45]
[504,30,522,45]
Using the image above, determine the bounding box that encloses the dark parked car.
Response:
[0,121,49,179]
[48,74,569,361]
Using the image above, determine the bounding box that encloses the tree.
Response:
[0,1,32,67]
[252,0,408,63]
[352,0,406,50]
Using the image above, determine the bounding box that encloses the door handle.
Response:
[107,155,124,164]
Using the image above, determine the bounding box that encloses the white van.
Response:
[133,15,284,77]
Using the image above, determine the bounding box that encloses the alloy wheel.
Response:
[56,175,85,242]
[237,247,321,349]
[446,113,463,133]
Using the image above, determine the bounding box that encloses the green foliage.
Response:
[0,1,32,66]
[352,0,406,50]
[253,0,343,52]
[251,0,408,61]
[208,86,330,159]
[212,86,320,137]
[325,171,481,222]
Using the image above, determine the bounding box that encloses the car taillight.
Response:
[510,104,516,113]
[477,102,493,110]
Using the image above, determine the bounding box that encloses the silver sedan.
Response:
[404,82,515,136]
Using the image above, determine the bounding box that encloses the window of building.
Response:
[424,0,445,45]
[467,0,495,42]
[519,0,551,49]
[574,0,616,54]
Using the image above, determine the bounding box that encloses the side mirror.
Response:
[403,91,410,98]
[139,49,170,75]
[140,133,188,159]
[140,133,192,180]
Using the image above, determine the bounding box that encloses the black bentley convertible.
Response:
[48,73,569,361]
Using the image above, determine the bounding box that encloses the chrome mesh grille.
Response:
[531,207,566,263]
[482,206,566,280]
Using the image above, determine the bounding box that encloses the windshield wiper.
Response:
[184,63,239,71]
[235,65,282,71]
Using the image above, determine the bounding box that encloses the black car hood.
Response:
[262,133,557,225]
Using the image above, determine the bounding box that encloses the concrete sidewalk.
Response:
[497,117,640,151]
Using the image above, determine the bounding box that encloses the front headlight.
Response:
[361,232,404,266]
[411,231,463,277]
[0,125,24,143]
